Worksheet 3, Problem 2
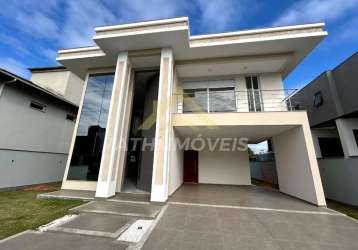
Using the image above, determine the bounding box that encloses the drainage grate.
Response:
[117,219,154,243]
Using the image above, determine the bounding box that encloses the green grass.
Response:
[327,200,358,220]
[0,187,84,240]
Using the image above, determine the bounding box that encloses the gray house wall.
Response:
[293,73,339,127]
[0,83,77,188]
[319,157,358,206]
[332,52,358,115]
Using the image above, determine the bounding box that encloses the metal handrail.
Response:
[173,89,302,113]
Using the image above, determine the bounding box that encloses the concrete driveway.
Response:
[1,184,358,250]
[142,184,358,250]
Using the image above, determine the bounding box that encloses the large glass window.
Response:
[67,73,115,181]
[209,87,236,112]
[183,88,207,112]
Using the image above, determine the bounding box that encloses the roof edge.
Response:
[0,68,77,107]
[29,66,67,72]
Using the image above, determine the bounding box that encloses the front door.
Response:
[184,150,198,183]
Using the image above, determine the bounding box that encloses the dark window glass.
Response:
[67,73,115,181]
[313,91,323,107]
[66,114,76,122]
[183,88,207,112]
[354,129,358,147]
[209,87,236,112]
[318,137,344,158]
[30,101,46,112]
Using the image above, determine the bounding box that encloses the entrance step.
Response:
[70,200,162,218]
[48,213,133,238]
[112,192,151,203]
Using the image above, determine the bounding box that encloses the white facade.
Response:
[56,17,327,206]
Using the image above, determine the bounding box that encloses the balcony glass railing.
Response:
[174,89,300,113]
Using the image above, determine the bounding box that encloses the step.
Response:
[70,200,162,218]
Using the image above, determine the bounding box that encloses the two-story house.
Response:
[55,17,327,206]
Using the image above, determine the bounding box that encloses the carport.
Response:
[169,112,326,206]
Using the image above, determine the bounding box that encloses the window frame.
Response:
[313,91,323,107]
[30,100,46,113]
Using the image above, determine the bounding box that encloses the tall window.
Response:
[67,73,115,181]
[245,76,262,112]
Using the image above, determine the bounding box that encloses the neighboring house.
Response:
[52,17,327,206]
[292,52,358,206]
[0,68,81,189]
[29,66,84,106]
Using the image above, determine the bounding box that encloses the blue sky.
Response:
[0,0,357,90]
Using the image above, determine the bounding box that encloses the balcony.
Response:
[173,89,300,113]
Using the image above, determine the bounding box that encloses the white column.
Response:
[96,52,132,198]
[336,118,358,158]
[151,48,174,202]
[272,121,326,206]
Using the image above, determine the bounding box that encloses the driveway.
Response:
[142,184,358,250]
[1,184,358,250]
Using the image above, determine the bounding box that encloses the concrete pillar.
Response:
[96,52,132,198]
[151,48,174,202]
[115,71,135,192]
[336,118,358,158]
[272,119,326,206]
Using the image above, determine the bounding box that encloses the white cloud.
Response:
[335,15,358,42]
[274,0,358,26]
[0,34,30,56]
[195,0,250,33]
[0,58,30,78]
[0,0,253,77]
[117,0,189,21]
[59,1,120,47]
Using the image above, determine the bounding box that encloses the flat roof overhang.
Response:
[172,111,310,143]
[174,124,297,144]
[57,17,327,79]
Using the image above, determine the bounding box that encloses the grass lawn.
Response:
[0,185,85,240]
[327,200,358,220]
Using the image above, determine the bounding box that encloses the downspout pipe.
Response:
[0,78,17,98]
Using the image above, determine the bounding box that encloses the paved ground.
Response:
[170,184,330,212]
[143,184,358,250]
[2,184,358,250]
[0,231,128,250]
[0,199,162,250]
[70,200,161,218]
